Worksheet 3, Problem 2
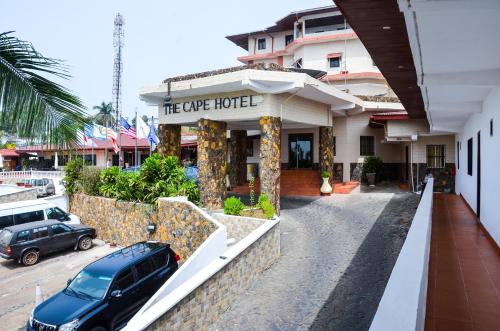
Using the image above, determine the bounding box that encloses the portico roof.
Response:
[140,64,364,115]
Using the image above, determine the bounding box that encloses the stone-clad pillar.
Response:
[319,126,334,182]
[157,124,181,159]
[230,130,247,187]
[197,119,227,209]
[259,116,281,213]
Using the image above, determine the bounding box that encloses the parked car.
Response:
[0,199,80,230]
[23,178,56,197]
[28,241,179,331]
[0,220,96,266]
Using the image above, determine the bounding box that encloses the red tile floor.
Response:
[426,194,500,331]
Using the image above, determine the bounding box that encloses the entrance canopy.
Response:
[140,65,363,130]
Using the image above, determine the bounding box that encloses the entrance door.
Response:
[477,131,481,219]
[289,134,313,168]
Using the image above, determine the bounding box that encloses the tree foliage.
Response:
[0,31,87,145]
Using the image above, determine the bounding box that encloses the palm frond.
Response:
[0,31,88,146]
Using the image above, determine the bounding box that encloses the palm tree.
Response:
[92,101,114,127]
[0,31,87,144]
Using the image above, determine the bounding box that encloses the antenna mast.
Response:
[112,13,124,129]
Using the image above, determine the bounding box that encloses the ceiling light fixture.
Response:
[382,26,391,30]
[398,65,404,69]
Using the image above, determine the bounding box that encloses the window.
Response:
[32,226,49,239]
[84,154,96,166]
[13,210,44,225]
[467,138,473,176]
[135,258,154,279]
[427,145,446,168]
[113,269,135,291]
[333,136,337,156]
[151,251,170,270]
[0,215,14,229]
[329,56,341,68]
[491,119,494,137]
[257,38,266,50]
[457,141,460,170]
[285,34,294,46]
[360,136,375,156]
[46,207,67,222]
[51,224,71,235]
[15,230,30,243]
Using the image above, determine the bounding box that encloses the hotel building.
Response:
[143,5,456,211]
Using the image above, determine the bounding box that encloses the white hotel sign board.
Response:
[161,95,265,123]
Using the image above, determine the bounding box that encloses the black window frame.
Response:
[467,138,473,176]
[457,141,460,170]
[113,268,135,292]
[426,145,446,169]
[15,230,30,243]
[0,215,14,229]
[329,56,341,68]
[151,250,170,270]
[257,38,266,50]
[333,136,337,156]
[490,118,494,137]
[285,34,294,46]
[50,223,72,235]
[360,136,375,156]
[31,226,49,239]
[134,258,154,280]
[13,210,45,225]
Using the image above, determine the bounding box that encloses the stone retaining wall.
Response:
[0,188,37,203]
[145,221,280,331]
[70,194,217,260]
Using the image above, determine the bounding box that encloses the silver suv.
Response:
[23,178,56,197]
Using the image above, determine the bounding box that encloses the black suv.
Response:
[28,241,179,331]
[0,220,96,266]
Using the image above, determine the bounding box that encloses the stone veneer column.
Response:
[259,116,281,213]
[230,130,247,186]
[197,119,227,209]
[157,124,181,159]
[319,126,334,182]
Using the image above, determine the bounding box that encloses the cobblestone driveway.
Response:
[213,186,419,331]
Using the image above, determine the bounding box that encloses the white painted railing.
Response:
[369,178,434,331]
[0,170,63,179]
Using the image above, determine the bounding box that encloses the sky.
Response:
[1,0,331,120]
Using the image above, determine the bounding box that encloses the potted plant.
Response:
[362,156,383,186]
[320,171,333,195]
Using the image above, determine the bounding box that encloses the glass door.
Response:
[289,134,313,168]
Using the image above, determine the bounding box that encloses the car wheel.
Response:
[22,250,39,266]
[78,236,93,250]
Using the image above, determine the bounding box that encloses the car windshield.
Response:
[0,230,12,244]
[67,270,113,300]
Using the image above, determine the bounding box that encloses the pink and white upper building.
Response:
[227,6,392,97]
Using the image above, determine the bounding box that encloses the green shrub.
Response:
[63,158,84,195]
[224,196,244,216]
[362,156,383,174]
[99,166,121,198]
[260,199,276,219]
[81,166,101,196]
[256,193,270,208]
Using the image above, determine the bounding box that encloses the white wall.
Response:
[455,87,500,245]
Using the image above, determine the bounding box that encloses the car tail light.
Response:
[175,254,181,262]
[5,245,11,256]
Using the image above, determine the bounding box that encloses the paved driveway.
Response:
[0,241,120,331]
[213,186,419,331]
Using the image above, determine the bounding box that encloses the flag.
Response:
[147,118,160,146]
[136,116,149,139]
[120,118,137,139]
[77,129,98,147]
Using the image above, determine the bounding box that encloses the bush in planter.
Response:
[362,156,383,175]
[63,158,84,195]
[81,166,101,196]
[256,193,276,219]
[224,196,244,216]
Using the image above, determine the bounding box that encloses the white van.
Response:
[0,199,80,230]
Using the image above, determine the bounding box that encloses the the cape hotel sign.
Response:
[164,95,263,115]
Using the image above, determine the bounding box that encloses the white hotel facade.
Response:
[142,5,456,211]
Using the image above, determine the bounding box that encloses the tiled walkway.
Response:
[426,194,500,331]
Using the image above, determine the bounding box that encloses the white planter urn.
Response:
[320,177,333,194]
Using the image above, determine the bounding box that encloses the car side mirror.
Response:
[67,279,72,286]
[110,290,122,298]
